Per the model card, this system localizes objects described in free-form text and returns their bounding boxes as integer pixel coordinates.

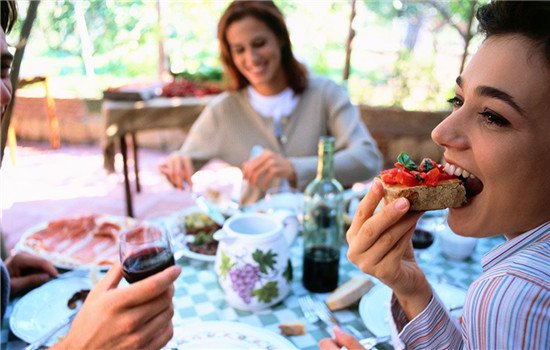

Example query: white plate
[168,207,219,263]
[16,215,136,270]
[243,192,304,215]
[358,281,466,337]
[10,274,93,346]
[168,321,297,349]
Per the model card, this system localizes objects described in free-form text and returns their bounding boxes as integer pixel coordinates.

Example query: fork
[340,335,392,350]
[298,295,320,324]
[299,295,363,339]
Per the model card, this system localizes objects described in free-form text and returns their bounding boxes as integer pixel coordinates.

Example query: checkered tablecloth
[1,230,504,350]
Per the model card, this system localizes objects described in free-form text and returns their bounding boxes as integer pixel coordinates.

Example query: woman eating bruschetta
[321,1,549,349]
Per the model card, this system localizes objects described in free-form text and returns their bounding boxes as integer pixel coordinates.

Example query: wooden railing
[359,106,449,168]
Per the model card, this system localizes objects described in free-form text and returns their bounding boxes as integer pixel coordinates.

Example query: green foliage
[219,250,234,278]
[252,249,277,274]
[251,281,279,303]
[283,260,293,282]
[9,0,483,110]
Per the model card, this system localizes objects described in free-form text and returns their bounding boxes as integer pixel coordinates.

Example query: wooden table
[102,96,215,217]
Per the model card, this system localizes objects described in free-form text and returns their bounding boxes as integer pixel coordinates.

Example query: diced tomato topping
[380,156,457,187]
[396,169,419,186]
[380,168,398,184]
[424,168,440,186]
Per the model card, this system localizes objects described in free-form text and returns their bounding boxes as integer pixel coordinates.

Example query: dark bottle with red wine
[122,246,175,283]
[302,136,344,293]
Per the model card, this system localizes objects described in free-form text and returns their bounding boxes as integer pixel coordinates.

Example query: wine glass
[119,223,175,283]
[412,209,448,264]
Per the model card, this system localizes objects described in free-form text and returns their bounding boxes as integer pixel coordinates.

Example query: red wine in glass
[122,246,175,283]
[412,228,435,249]
[120,223,175,283]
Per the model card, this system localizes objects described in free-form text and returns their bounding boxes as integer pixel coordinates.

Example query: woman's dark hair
[476,1,550,64]
[217,0,308,93]
[1,0,18,33]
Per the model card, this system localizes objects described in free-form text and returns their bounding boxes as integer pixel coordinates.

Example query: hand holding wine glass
[120,223,176,283]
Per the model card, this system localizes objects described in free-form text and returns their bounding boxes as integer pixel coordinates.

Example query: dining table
[1,210,505,350]
[101,95,215,217]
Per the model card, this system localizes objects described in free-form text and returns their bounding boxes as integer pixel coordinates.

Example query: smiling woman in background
[321,1,550,349]
[159,0,382,193]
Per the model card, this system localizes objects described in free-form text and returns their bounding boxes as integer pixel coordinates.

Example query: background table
[1,224,505,350]
[102,96,214,217]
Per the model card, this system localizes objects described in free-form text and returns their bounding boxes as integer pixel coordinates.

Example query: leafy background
[8,0,486,110]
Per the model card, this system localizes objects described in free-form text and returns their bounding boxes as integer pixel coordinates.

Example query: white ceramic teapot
[213,212,299,311]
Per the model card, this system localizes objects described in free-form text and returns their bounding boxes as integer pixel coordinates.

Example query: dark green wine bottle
[302,136,344,293]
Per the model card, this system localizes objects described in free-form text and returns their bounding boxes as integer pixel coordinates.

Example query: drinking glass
[119,223,175,283]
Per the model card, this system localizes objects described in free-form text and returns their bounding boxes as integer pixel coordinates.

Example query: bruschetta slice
[377,153,466,211]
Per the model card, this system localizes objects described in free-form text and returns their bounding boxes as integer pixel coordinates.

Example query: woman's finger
[89,263,123,296]
[318,338,341,350]
[138,303,175,348]
[348,197,411,257]
[347,181,384,239]
[182,156,194,188]
[333,327,365,350]
[111,265,181,307]
[354,217,417,277]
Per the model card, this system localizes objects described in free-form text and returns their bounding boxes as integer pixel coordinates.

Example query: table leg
[131,132,141,193]
[120,134,134,217]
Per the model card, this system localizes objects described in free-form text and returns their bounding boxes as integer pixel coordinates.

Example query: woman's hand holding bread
[346,181,432,320]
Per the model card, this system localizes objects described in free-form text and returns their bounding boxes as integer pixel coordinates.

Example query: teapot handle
[272,210,299,246]
[213,228,241,246]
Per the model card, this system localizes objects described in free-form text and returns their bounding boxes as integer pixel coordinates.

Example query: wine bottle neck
[316,137,335,180]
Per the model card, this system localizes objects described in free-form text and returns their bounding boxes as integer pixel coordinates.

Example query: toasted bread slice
[327,275,374,311]
[279,322,306,336]
[378,177,466,211]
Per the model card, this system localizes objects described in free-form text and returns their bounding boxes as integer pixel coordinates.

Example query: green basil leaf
[397,152,418,171]
[422,159,434,172]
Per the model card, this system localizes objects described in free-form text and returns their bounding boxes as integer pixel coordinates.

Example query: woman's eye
[478,110,511,127]
[231,46,244,54]
[252,39,265,48]
[446,96,463,109]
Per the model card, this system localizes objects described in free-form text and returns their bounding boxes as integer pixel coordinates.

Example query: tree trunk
[459,0,478,73]
[404,15,424,51]
[0,1,40,167]
[73,0,95,77]
[157,0,168,81]
[342,0,357,82]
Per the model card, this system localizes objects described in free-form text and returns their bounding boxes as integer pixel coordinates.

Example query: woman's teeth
[444,163,472,179]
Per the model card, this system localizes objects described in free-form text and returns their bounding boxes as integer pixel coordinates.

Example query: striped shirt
[389,221,550,349]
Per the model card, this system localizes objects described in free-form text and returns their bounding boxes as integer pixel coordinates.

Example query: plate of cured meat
[16,214,137,270]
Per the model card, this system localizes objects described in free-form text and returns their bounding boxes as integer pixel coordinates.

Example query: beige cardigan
[179,77,382,190]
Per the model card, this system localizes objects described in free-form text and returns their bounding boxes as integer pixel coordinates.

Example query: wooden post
[43,77,60,149]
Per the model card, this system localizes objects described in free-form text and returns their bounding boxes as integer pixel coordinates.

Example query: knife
[24,309,79,350]
[182,180,226,226]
